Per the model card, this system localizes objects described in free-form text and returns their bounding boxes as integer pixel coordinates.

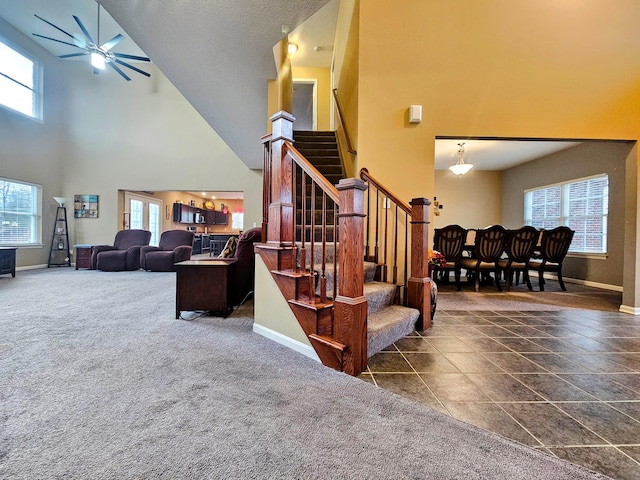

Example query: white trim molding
[253,323,321,362]
[618,305,640,315]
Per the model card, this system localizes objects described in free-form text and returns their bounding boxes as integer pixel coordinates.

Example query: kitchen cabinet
[173,203,225,225]
[173,203,195,224]
[205,210,228,226]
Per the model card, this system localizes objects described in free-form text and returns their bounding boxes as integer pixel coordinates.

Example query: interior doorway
[292,79,317,131]
[123,191,163,246]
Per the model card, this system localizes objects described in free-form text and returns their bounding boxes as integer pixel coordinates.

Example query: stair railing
[332,88,357,156]
[261,111,369,374]
[360,167,432,330]
[285,142,339,303]
[261,133,273,243]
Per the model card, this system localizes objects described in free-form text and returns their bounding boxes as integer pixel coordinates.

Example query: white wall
[0,20,262,267]
[61,61,262,247]
[0,18,67,267]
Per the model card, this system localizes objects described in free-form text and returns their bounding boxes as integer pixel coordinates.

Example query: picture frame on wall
[74,194,99,218]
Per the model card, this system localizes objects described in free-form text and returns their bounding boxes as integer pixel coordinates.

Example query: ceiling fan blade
[114,59,151,77]
[32,33,84,49]
[34,14,75,39]
[112,52,151,62]
[108,62,131,81]
[73,34,88,49]
[101,34,125,52]
[72,15,95,45]
[59,52,89,59]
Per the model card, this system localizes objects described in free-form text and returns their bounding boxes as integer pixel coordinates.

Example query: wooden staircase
[293,130,344,186]
[257,112,432,376]
[293,130,343,242]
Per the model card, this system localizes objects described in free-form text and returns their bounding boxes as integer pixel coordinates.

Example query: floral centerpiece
[428,250,446,267]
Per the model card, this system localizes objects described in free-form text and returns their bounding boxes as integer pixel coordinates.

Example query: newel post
[334,178,368,375]
[266,110,295,248]
[407,197,432,331]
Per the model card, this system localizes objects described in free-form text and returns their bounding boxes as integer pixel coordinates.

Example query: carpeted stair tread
[364,281,396,314]
[368,305,420,357]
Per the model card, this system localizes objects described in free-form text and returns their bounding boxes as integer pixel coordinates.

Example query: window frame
[524,174,609,255]
[0,37,43,121]
[0,176,43,247]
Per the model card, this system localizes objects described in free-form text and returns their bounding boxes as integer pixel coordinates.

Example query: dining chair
[527,226,575,291]
[497,226,539,291]
[432,224,467,291]
[459,225,507,292]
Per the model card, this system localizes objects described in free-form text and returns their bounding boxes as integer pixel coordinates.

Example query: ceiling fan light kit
[32,4,151,81]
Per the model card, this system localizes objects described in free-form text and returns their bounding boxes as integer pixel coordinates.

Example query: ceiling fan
[32,3,151,81]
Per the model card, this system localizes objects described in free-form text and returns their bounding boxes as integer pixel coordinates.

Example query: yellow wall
[357,0,640,198]
[333,0,359,177]
[292,66,332,131]
[356,0,640,309]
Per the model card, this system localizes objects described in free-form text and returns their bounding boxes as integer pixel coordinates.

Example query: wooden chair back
[539,226,575,264]
[504,226,539,263]
[474,225,506,262]
[434,224,467,262]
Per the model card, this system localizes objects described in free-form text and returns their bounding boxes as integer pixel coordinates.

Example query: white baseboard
[16,264,48,271]
[561,276,623,292]
[618,305,640,315]
[253,323,320,362]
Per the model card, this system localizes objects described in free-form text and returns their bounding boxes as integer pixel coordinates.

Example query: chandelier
[449,142,473,177]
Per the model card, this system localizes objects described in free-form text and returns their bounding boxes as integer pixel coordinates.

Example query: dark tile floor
[359,308,640,480]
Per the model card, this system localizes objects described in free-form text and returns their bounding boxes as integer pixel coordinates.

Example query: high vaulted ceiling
[0,0,331,169]
[0,1,589,172]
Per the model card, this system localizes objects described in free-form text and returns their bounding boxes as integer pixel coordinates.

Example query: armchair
[92,229,152,271]
[214,227,262,306]
[141,230,194,272]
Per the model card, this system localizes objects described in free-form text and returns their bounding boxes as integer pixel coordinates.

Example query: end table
[0,247,16,277]
[74,244,95,270]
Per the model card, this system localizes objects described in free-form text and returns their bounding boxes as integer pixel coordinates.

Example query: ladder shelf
[48,206,71,267]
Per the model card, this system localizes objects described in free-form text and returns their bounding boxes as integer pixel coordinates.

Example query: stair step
[294,130,336,138]
[308,334,347,372]
[363,281,397,315]
[294,141,338,149]
[294,148,339,157]
[368,305,419,358]
[303,261,378,298]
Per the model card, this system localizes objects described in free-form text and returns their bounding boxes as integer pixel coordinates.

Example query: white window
[525,174,608,254]
[231,212,244,230]
[0,40,42,119]
[0,177,42,246]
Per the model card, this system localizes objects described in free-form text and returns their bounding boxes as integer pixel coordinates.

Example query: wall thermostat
[408,105,422,124]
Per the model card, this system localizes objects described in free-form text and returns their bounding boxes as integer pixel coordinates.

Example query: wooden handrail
[285,142,340,204]
[359,168,411,214]
[332,88,357,155]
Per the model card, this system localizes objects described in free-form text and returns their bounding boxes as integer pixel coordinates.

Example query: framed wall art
[74,194,99,218]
